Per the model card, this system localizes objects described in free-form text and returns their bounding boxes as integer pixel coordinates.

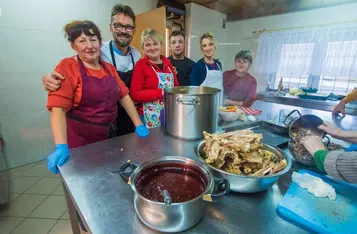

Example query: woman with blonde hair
[130,28,179,128]
[191,33,223,92]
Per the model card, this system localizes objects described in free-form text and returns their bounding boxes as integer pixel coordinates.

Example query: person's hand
[42,71,65,92]
[318,121,344,139]
[301,136,326,156]
[135,125,149,138]
[47,144,69,174]
[333,101,346,117]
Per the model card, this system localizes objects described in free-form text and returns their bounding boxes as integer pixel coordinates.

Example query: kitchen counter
[256,92,357,116]
[59,101,356,234]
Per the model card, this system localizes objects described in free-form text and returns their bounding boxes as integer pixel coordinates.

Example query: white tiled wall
[225,2,357,92]
[0,0,156,168]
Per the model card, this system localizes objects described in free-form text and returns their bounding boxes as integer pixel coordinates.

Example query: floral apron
[143,66,174,129]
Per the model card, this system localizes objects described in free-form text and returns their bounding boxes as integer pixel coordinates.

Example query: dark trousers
[115,104,135,136]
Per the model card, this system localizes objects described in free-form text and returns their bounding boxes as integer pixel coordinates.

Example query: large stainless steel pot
[196,141,292,193]
[164,86,221,140]
[119,156,229,233]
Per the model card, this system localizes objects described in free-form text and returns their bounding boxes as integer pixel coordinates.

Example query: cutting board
[277,170,357,234]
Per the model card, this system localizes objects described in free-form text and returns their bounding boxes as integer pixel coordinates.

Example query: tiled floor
[0,161,72,234]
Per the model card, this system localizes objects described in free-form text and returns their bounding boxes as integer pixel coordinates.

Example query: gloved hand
[47,144,69,174]
[135,125,149,138]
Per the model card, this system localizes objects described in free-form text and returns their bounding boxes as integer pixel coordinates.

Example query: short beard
[114,38,132,48]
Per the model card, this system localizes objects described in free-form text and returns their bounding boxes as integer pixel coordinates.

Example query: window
[274,43,314,89]
[318,40,357,95]
[272,41,357,95]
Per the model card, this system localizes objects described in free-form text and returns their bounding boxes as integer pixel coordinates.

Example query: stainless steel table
[256,92,357,116]
[59,101,356,234]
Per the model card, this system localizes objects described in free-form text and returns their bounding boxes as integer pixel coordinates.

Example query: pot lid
[164,86,221,95]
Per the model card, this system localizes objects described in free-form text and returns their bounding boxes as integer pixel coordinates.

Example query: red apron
[66,56,122,149]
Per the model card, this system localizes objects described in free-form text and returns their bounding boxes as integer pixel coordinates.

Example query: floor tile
[7,164,35,178]
[0,217,24,234]
[43,171,60,178]
[0,194,47,217]
[52,184,64,195]
[25,178,61,195]
[11,218,56,234]
[10,177,41,193]
[29,195,66,219]
[60,210,69,220]
[22,164,49,177]
[49,220,72,234]
[10,193,21,202]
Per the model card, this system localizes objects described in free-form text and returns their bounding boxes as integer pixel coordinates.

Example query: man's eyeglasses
[112,23,135,32]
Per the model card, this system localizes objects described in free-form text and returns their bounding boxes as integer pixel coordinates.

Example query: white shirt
[100,41,141,72]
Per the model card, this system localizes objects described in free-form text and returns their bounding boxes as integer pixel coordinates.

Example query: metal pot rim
[164,86,221,95]
[195,141,292,178]
[128,156,214,205]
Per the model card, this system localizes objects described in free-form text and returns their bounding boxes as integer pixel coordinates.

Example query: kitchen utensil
[297,93,329,100]
[118,156,230,233]
[277,170,357,234]
[164,86,221,140]
[196,141,292,193]
[300,87,318,93]
[219,110,239,122]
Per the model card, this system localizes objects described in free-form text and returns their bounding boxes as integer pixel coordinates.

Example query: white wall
[226,2,357,92]
[0,0,156,168]
[185,3,228,69]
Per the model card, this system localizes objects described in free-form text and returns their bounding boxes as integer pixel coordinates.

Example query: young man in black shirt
[168,31,195,86]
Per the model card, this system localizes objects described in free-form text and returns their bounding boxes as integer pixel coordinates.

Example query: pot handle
[176,97,200,105]
[116,160,138,184]
[323,135,330,147]
[203,179,230,202]
[283,109,301,125]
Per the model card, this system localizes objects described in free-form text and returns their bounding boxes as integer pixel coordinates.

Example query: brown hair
[64,20,102,42]
[169,30,185,40]
[111,4,136,26]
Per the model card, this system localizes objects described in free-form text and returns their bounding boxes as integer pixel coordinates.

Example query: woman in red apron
[130,29,179,128]
[46,21,149,175]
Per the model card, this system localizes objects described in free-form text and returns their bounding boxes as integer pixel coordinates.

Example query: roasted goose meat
[202,130,287,176]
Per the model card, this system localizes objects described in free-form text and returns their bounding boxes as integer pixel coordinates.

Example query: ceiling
[176,0,357,21]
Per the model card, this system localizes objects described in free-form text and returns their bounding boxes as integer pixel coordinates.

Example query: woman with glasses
[223,50,257,107]
[46,20,148,175]
[130,29,179,129]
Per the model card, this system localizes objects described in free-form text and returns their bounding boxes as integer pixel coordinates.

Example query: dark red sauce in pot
[135,163,208,203]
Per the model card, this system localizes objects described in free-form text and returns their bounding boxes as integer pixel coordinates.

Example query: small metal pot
[118,156,229,233]
[196,141,292,193]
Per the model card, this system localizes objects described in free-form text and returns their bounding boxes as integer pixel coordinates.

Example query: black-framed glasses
[112,23,135,32]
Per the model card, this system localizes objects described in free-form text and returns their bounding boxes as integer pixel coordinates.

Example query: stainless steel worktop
[59,101,356,234]
[257,92,357,116]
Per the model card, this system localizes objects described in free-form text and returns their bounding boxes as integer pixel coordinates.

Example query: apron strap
[110,41,136,71]
[76,55,112,77]
[109,41,117,69]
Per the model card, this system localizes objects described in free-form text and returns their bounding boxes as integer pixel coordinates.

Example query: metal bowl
[195,141,292,193]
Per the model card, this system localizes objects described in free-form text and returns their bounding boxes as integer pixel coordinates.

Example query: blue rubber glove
[47,144,69,174]
[346,143,357,152]
[135,125,149,138]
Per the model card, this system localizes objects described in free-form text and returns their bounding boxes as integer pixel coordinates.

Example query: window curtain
[254,22,357,77]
